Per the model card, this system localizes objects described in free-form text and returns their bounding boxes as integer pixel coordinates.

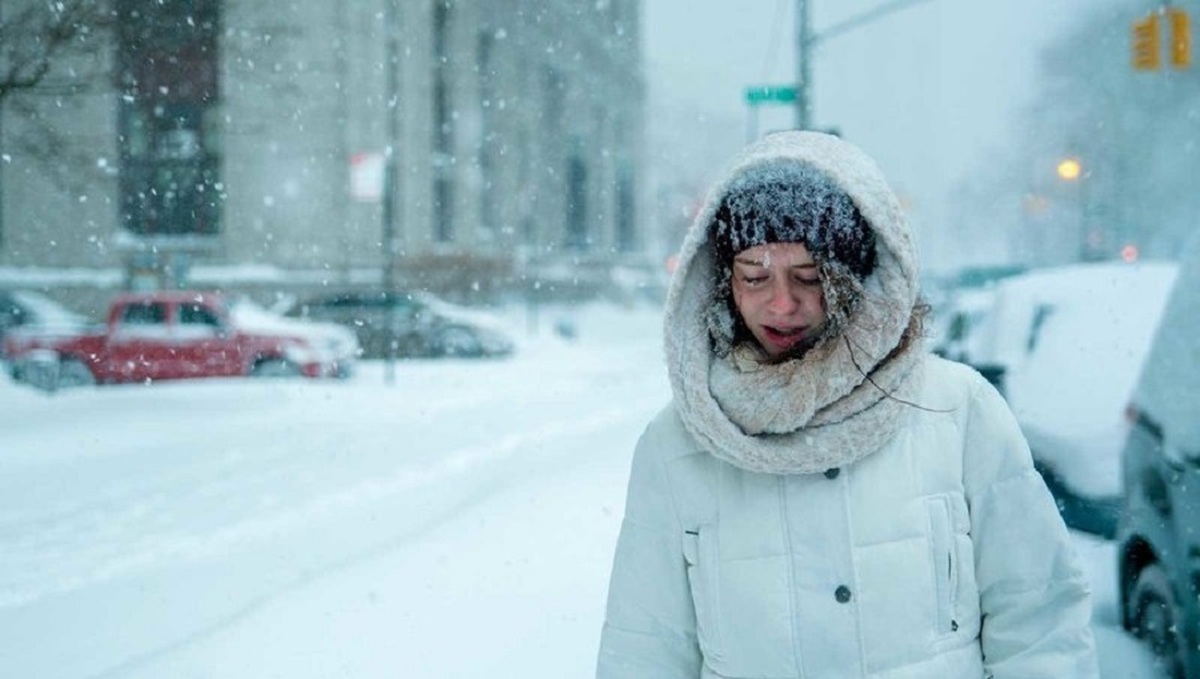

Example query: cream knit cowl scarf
[664,132,926,475]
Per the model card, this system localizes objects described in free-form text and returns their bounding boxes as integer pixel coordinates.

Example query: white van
[1117,232,1200,678]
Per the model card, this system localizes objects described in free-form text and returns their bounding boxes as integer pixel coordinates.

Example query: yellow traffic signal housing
[1169,7,1191,69]
[1133,14,1162,70]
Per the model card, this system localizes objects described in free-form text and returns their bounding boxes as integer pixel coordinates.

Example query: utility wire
[809,0,934,49]
[760,0,789,81]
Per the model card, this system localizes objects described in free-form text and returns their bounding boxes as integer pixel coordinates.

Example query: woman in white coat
[596,131,1098,678]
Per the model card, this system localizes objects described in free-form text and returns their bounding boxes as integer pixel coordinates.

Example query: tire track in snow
[0,392,664,610]
[0,357,626,602]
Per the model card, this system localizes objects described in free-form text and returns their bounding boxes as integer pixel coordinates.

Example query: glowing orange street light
[1057,158,1082,181]
[1056,157,1091,260]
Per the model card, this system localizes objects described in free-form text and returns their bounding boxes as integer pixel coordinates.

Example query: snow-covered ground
[0,302,1162,677]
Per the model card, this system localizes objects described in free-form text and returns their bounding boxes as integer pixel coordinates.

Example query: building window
[433,1,453,156]
[434,176,454,243]
[432,0,454,242]
[616,162,636,252]
[542,67,564,132]
[116,0,222,237]
[477,30,496,234]
[566,155,588,251]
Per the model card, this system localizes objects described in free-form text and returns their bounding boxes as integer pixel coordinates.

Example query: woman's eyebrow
[733,256,816,269]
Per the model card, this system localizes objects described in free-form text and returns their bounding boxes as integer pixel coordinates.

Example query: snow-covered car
[1118,235,1200,677]
[930,265,1027,391]
[3,291,358,390]
[0,289,95,344]
[285,290,515,359]
[980,261,1179,537]
[930,286,1003,387]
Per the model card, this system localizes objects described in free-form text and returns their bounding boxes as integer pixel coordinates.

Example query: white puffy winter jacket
[597,356,1098,678]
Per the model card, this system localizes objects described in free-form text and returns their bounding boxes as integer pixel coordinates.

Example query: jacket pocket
[927,495,959,635]
[682,527,723,658]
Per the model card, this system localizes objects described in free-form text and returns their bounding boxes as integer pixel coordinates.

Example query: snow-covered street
[0,302,1163,677]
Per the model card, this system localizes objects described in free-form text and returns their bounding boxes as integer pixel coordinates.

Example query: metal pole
[0,74,5,253]
[0,0,6,250]
[796,0,812,130]
[793,0,932,132]
[382,0,401,385]
[1077,175,1092,262]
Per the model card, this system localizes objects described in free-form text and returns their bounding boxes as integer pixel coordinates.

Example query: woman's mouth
[761,325,806,349]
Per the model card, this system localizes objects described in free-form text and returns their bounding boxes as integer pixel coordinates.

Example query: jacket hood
[663,131,924,474]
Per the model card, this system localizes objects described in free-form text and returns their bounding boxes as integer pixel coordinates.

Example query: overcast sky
[641,0,1120,272]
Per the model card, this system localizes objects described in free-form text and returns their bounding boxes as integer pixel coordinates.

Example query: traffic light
[1169,7,1191,69]
[1133,14,1162,71]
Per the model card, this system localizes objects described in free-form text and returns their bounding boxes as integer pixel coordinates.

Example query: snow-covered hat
[711,160,878,280]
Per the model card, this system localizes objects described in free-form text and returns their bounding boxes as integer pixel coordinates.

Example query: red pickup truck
[3,290,359,390]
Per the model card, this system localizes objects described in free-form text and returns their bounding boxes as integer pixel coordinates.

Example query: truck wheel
[251,359,301,378]
[1130,564,1186,678]
[57,359,96,388]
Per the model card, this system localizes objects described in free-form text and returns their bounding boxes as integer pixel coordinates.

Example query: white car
[0,290,94,338]
[979,261,1179,536]
[931,286,1001,367]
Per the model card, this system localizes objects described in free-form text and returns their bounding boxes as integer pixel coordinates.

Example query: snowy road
[0,303,1162,677]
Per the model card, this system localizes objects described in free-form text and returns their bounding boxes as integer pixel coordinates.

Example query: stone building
[0,0,646,299]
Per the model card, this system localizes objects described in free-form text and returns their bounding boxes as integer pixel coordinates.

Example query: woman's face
[730,242,828,358]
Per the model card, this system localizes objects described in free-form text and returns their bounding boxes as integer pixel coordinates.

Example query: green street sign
[745,85,798,105]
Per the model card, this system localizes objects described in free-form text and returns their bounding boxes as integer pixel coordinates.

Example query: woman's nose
[767,280,799,314]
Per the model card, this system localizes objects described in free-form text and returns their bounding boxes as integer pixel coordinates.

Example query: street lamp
[1056,157,1082,182]
[1056,156,1093,261]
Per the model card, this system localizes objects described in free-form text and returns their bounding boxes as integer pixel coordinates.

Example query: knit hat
[711,160,877,279]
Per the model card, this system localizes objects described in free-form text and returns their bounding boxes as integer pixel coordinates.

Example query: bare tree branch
[1,1,116,192]
[0,0,115,101]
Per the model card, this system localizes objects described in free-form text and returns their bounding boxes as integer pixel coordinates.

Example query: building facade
[0,0,646,298]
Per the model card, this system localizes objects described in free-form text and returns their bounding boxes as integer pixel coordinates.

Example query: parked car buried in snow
[3,290,358,390]
[1118,234,1200,678]
[930,285,1006,391]
[0,289,95,346]
[969,261,1179,538]
[284,290,515,359]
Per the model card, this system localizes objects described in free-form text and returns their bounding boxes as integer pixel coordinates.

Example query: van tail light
[1126,403,1165,443]
[1125,404,1140,426]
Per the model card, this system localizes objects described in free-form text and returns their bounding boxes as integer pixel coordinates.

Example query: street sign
[745,85,798,105]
